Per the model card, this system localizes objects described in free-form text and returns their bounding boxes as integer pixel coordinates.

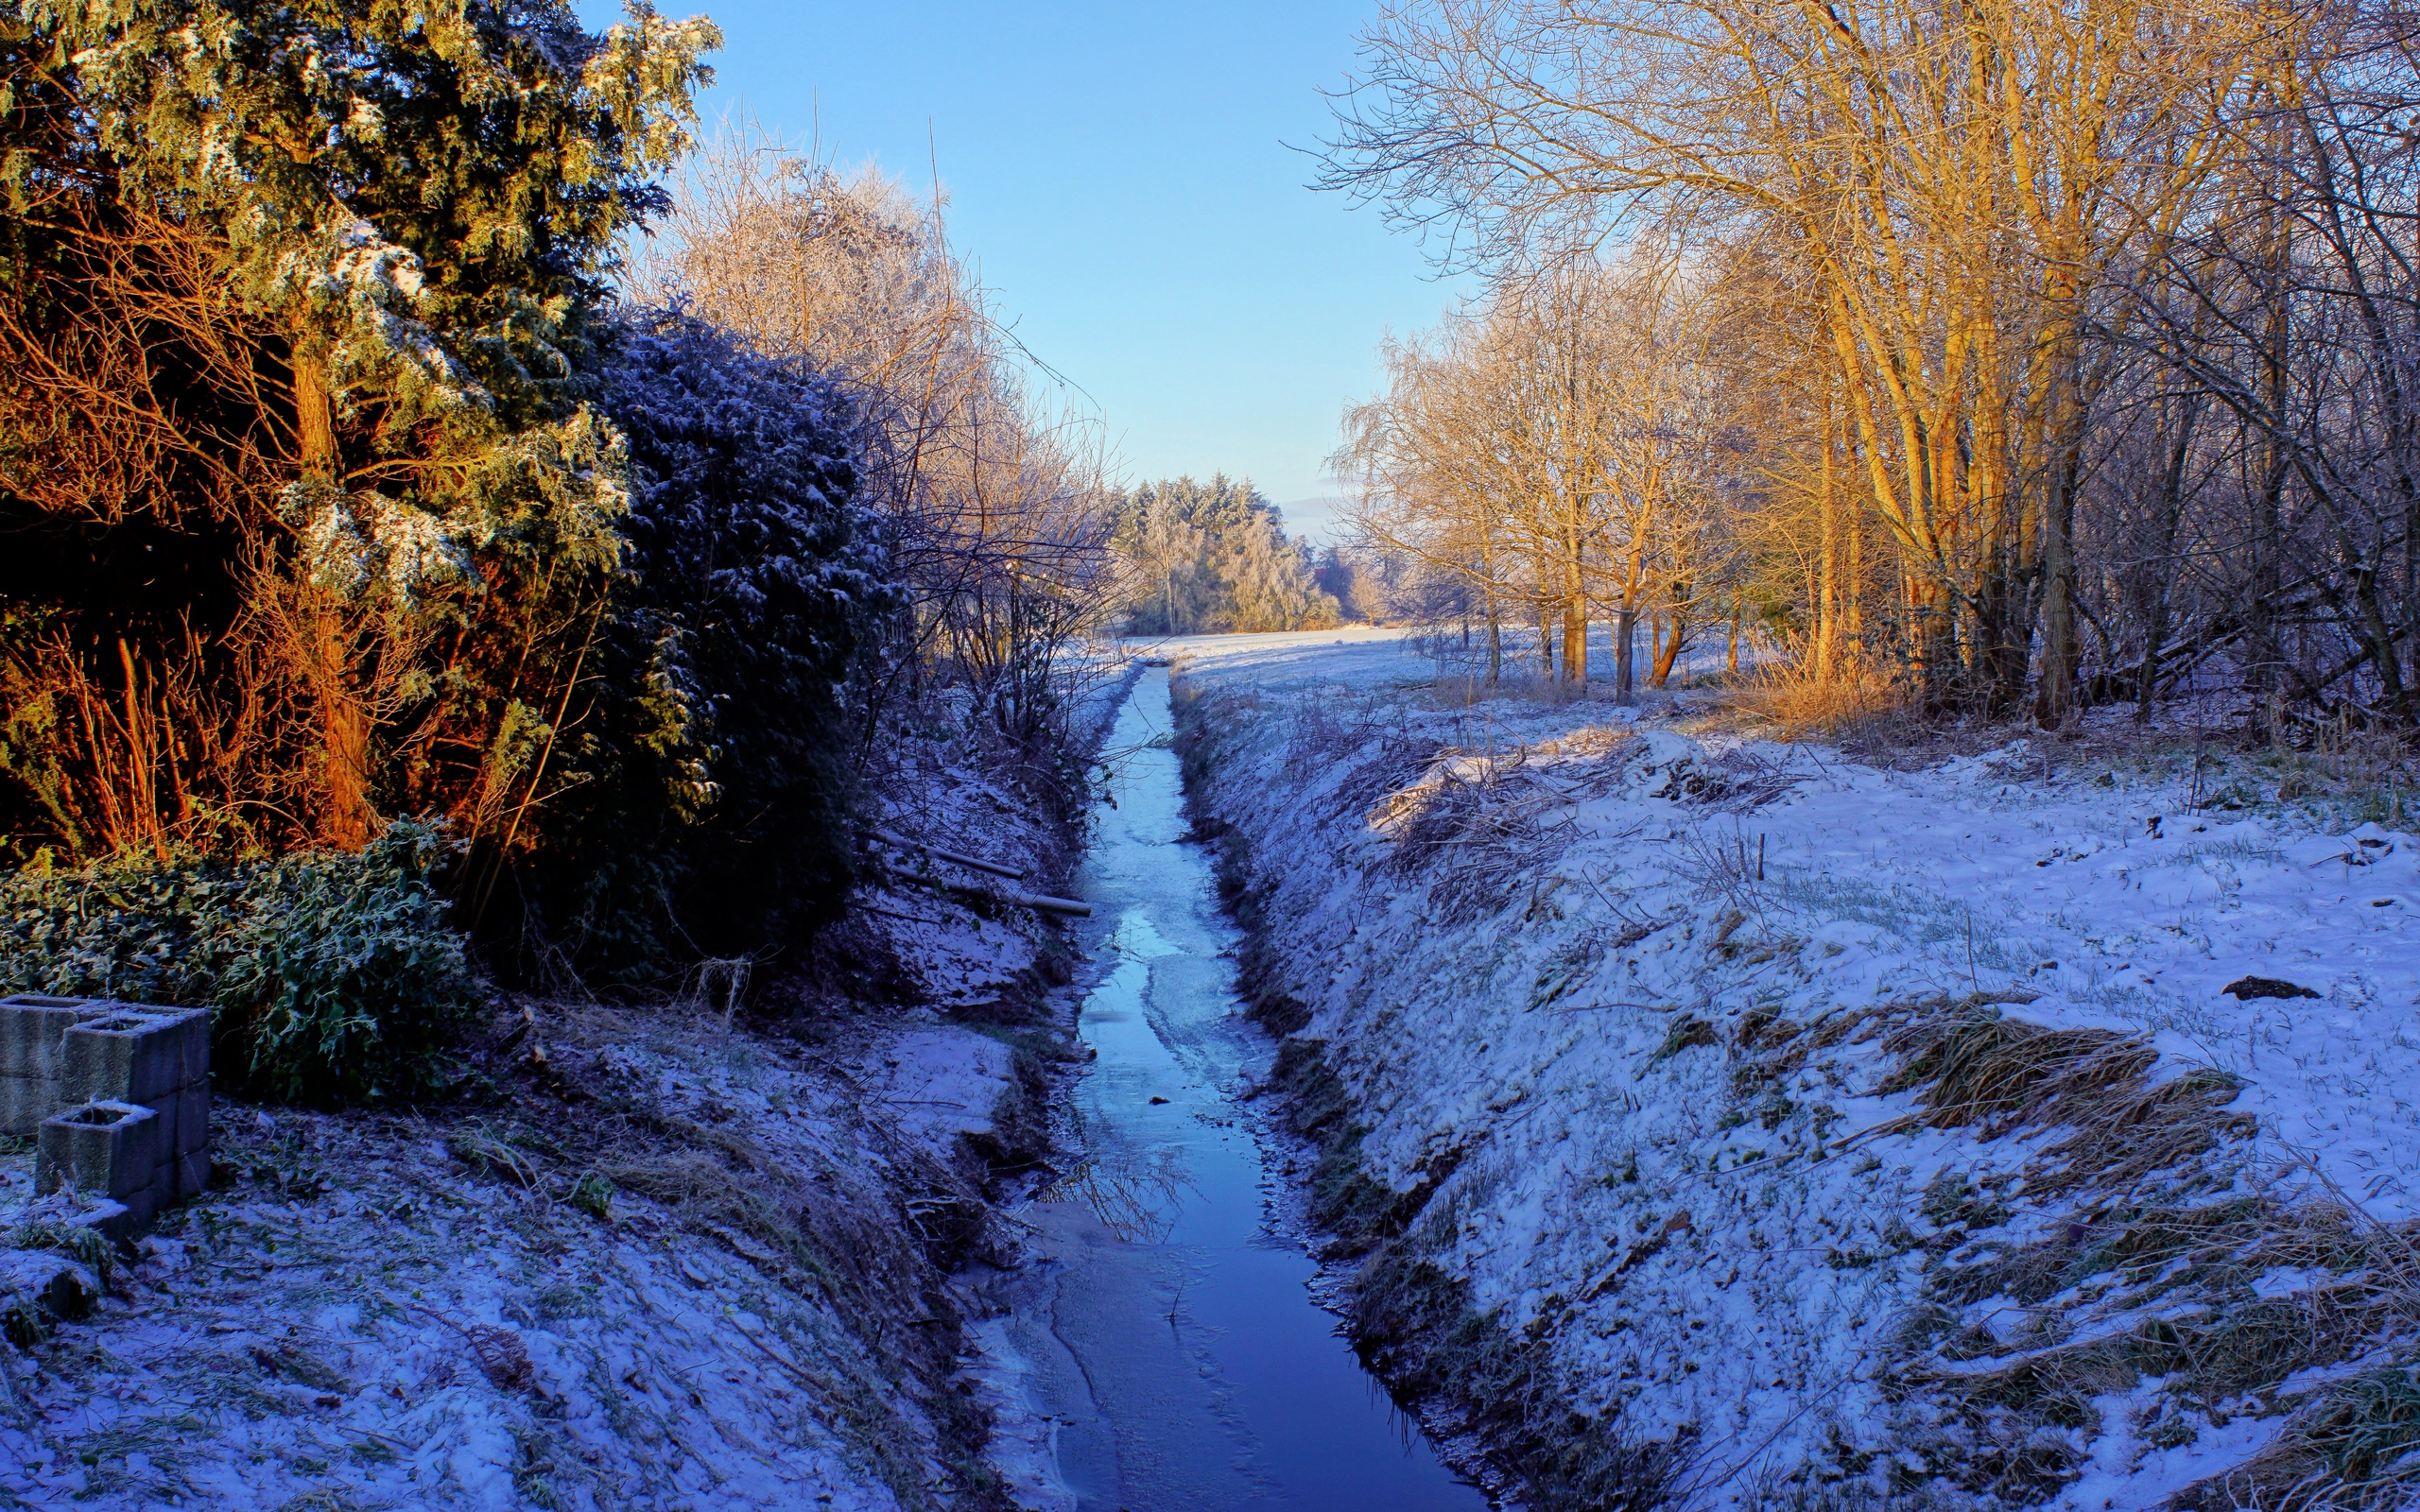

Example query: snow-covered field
[1171,629,2420,1508]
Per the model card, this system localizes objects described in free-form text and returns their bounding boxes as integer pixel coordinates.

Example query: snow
[1170,627,2420,1505]
[0,650,1138,1512]
[0,996,1045,1511]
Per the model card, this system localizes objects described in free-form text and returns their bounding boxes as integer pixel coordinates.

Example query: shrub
[0,820,480,1106]
[493,308,878,984]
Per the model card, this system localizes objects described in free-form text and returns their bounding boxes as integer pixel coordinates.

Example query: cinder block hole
[65,1106,136,1127]
[80,1015,154,1035]
[2,996,87,1009]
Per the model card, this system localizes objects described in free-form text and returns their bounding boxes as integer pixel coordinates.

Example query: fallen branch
[889,870,1092,918]
[871,827,1027,881]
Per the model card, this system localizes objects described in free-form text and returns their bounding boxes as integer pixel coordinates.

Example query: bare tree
[632,128,1125,765]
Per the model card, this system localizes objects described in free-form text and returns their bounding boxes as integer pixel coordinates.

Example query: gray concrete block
[168,1084,210,1158]
[0,995,110,1080]
[147,1089,182,1164]
[60,1008,205,1106]
[37,1100,161,1202]
[169,1146,211,1201]
[142,1084,210,1167]
[0,1248,98,1333]
[0,1073,60,1137]
[108,1004,211,1086]
[67,1194,150,1246]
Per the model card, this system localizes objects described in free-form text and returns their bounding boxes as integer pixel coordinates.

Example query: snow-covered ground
[0,664,1141,1512]
[0,1000,1041,1512]
[1171,629,2420,1508]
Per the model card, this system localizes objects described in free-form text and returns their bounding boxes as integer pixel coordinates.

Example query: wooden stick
[888,871,1092,917]
[870,827,1028,881]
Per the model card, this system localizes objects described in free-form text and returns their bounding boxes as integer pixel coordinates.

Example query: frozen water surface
[994,667,1487,1512]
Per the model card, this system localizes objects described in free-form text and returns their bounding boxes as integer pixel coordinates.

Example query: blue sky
[574,0,1469,540]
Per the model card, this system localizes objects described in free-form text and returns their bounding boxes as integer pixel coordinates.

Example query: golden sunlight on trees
[1322,0,2420,733]
[633,129,1123,757]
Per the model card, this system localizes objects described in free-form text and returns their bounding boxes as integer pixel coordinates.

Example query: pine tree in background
[1113,475,1339,635]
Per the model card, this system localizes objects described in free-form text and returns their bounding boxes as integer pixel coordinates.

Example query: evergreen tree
[1112,475,1338,634]
[0,0,717,867]
[537,309,876,978]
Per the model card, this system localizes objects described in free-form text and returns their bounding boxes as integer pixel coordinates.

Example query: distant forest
[1111,477,1340,636]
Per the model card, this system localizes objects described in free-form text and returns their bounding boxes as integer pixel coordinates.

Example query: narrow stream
[995,669,1488,1511]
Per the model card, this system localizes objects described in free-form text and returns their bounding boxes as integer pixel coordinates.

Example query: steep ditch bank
[1175,687,1651,1511]
[0,670,1145,1512]
[1170,655,2420,1512]
[0,998,1043,1510]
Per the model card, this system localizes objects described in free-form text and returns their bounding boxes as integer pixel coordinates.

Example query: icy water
[997,670,1490,1511]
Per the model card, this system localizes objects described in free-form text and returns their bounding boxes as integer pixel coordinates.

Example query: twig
[1552,1002,1685,1014]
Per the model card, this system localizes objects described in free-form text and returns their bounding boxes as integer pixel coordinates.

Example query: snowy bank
[0,658,1143,1512]
[1172,630,2420,1510]
[0,994,1045,1510]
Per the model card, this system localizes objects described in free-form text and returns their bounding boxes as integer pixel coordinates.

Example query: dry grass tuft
[1867,1002,2257,1208]
[1880,1007,2154,1132]
[1858,1000,2412,1509]
[1370,747,1585,926]
[1732,662,1914,742]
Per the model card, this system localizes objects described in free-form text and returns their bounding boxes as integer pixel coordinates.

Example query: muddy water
[998,670,1487,1511]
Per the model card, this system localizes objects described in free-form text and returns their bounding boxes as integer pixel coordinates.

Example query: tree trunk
[1485,592,1502,687]
[1845,499,1865,659]
[294,344,337,475]
[1614,606,1637,703]
[1651,608,1687,688]
[2246,210,2290,739]
[290,342,375,849]
[2034,332,2085,730]
[1562,554,1588,685]
[1816,384,1840,680]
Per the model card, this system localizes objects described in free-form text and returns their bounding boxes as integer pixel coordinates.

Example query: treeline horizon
[1112,475,1341,637]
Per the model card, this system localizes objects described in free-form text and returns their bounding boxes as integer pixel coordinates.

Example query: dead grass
[440,999,1020,1508]
[1845,997,2420,1507]
[2184,1366,2420,1510]
[1727,663,1917,741]
[1373,747,1586,926]
[1880,1008,2152,1132]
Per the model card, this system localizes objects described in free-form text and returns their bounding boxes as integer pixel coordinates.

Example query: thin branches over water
[633,127,1125,765]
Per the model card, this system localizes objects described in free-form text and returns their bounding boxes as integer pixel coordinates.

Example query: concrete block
[108,1004,211,1087]
[0,1248,98,1335]
[67,1194,150,1246]
[0,1073,60,1137]
[0,995,110,1080]
[60,1008,206,1106]
[37,1100,161,1202]
[141,1088,209,1203]
[168,1083,210,1158]
[147,1089,182,1165]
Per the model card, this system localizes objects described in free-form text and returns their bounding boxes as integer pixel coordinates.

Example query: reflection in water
[1033,1141,1199,1244]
